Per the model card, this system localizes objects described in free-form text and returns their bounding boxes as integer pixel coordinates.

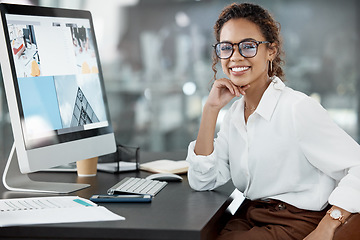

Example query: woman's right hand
[206,78,250,110]
[194,78,249,156]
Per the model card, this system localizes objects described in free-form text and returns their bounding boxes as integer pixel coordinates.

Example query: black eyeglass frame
[213,40,271,59]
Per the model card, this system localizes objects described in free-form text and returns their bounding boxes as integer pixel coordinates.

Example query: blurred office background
[0,0,359,157]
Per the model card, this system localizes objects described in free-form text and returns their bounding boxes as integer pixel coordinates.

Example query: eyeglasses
[213,40,270,59]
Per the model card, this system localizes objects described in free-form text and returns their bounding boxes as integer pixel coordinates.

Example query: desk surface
[0,151,235,240]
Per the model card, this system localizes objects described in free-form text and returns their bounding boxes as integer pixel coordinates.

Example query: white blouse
[186,77,360,212]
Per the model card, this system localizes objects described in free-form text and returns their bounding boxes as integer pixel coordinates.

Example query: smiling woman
[186,2,360,240]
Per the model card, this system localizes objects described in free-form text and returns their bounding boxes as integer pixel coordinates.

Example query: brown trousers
[217,199,329,240]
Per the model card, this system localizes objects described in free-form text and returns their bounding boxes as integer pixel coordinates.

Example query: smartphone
[90,194,152,203]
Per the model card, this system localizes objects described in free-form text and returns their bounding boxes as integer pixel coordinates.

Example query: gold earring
[269,60,273,73]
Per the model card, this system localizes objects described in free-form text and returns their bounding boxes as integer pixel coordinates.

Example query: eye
[219,43,232,51]
[241,42,257,50]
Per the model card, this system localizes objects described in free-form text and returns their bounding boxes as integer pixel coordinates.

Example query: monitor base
[2,143,90,194]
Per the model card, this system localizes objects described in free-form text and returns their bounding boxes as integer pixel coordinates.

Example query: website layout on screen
[5,14,108,143]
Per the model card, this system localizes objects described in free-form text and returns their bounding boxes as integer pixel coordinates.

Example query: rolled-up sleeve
[294,97,360,213]
[186,141,218,191]
[328,166,360,213]
[186,140,231,191]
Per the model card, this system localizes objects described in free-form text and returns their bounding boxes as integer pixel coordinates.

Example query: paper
[0,196,124,227]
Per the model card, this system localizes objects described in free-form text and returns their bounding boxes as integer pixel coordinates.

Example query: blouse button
[277,203,286,210]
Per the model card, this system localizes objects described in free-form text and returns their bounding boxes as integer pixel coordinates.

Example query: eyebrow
[220,38,257,43]
[240,38,257,42]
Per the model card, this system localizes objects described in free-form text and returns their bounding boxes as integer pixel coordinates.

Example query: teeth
[232,67,249,72]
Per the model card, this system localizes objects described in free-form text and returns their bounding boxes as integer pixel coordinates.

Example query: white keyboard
[107,177,167,196]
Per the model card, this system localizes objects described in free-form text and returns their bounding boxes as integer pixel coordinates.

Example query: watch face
[330,209,341,219]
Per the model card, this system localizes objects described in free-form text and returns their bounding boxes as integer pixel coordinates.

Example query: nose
[230,45,245,61]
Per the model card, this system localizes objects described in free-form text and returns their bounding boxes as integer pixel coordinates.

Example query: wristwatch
[327,208,345,224]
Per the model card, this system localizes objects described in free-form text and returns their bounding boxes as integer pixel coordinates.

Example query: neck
[244,76,272,110]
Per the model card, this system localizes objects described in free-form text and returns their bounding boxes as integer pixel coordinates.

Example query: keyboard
[107,177,167,196]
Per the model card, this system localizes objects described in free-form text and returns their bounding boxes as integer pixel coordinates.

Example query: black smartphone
[90,194,152,203]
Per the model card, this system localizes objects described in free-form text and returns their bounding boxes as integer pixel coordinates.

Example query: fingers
[214,78,250,97]
[225,80,240,96]
[239,84,250,95]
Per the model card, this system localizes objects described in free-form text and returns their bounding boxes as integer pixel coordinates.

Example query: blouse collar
[255,76,285,121]
[232,77,285,134]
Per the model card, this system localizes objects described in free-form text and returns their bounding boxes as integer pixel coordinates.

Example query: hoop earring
[269,60,273,73]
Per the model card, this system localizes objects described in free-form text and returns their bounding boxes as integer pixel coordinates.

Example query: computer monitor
[0,3,116,193]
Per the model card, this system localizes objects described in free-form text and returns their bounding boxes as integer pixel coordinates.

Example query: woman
[186,3,360,240]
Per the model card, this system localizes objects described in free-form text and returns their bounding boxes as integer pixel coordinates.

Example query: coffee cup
[76,157,98,177]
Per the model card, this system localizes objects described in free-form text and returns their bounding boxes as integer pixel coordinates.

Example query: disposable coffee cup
[76,157,98,177]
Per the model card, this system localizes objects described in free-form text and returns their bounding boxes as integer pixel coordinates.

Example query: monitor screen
[5,11,110,149]
[0,3,116,185]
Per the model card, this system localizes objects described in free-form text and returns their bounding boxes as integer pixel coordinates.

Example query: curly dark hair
[212,3,285,81]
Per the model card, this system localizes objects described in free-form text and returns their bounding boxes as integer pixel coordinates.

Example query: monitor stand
[2,143,90,194]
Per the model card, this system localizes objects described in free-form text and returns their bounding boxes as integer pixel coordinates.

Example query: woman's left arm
[304,206,352,240]
[293,97,360,239]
